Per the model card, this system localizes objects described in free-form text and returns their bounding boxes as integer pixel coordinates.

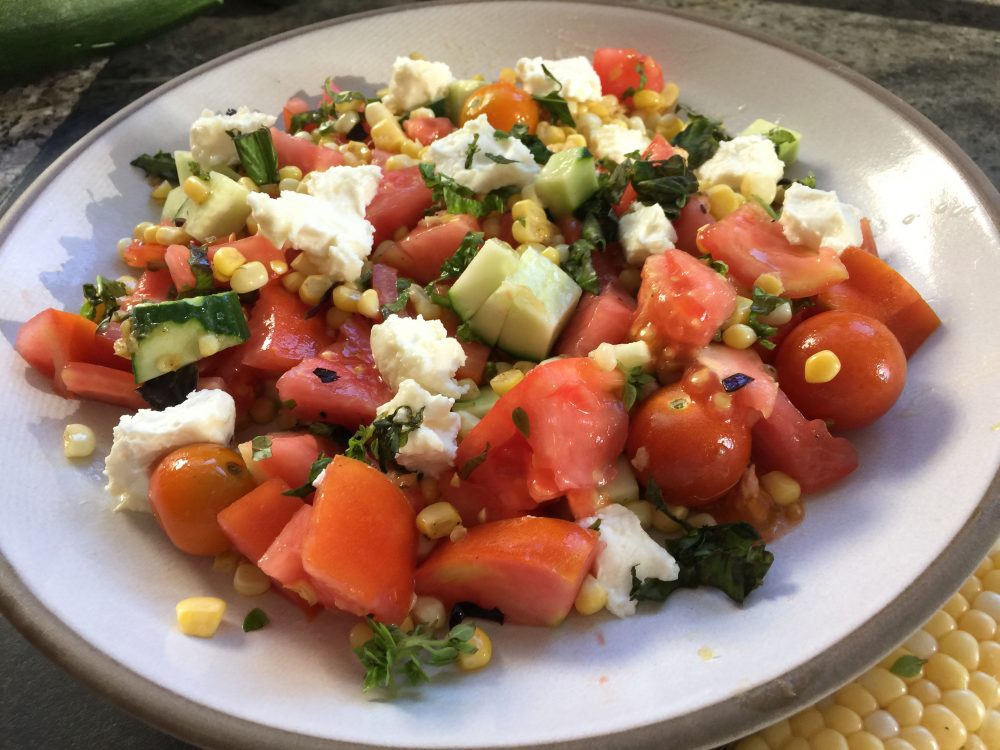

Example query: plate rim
[2,1,1000,748]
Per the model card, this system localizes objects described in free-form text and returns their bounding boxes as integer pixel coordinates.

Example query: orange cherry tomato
[149,443,257,556]
[460,82,540,133]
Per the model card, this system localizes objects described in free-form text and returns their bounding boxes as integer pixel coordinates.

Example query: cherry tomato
[627,383,751,506]
[775,310,907,431]
[460,82,540,133]
[149,443,258,556]
[592,48,666,103]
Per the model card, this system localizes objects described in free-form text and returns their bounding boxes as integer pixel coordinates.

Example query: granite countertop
[1,0,998,747]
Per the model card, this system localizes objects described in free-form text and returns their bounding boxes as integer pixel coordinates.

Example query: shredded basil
[229,127,279,185]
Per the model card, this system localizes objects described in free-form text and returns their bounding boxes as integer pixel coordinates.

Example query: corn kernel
[196,334,221,358]
[941,689,986,732]
[212,246,246,277]
[656,113,685,140]
[411,596,446,630]
[925,652,970,690]
[809,728,849,750]
[823,705,864,735]
[233,562,271,596]
[458,627,492,671]
[887,695,923,727]
[789,707,825,739]
[230,261,269,294]
[278,165,303,181]
[723,323,758,350]
[175,597,226,638]
[632,89,664,111]
[357,288,381,319]
[925,610,958,640]
[249,396,278,425]
[151,180,172,200]
[618,267,642,293]
[970,672,1000,710]
[155,225,190,246]
[740,173,778,204]
[759,470,802,506]
[278,177,300,192]
[541,246,561,264]
[624,500,654,529]
[349,620,374,649]
[371,118,406,152]
[705,184,746,220]
[564,133,587,149]
[212,550,240,573]
[497,66,517,83]
[836,683,878,717]
[416,501,462,539]
[574,575,608,615]
[759,301,793,326]
[490,368,524,396]
[281,270,305,294]
[183,175,211,204]
[804,350,842,384]
[688,512,717,528]
[400,138,424,159]
[449,524,468,543]
[897,725,937,750]
[299,275,334,306]
[63,423,96,458]
[845,731,885,750]
[385,154,418,171]
[725,296,753,328]
[755,272,785,296]
[921,703,967,750]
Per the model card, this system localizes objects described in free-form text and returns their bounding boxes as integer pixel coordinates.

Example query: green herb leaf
[251,435,273,461]
[512,407,530,438]
[464,133,480,169]
[282,454,333,498]
[483,152,518,164]
[494,123,551,165]
[617,154,699,220]
[129,150,178,183]
[423,231,484,298]
[181,245,214,297]
[797,172,817,189]
[458,442,490,479]
[532,64,574,126]
[344,406,425,472]
[889,655,927,679]
[700,253,729,276]
[242,608,269,632]
[229,127,279,185]
[80,275,127,330]
[746,285,789,348]
[562,241,599,294]
[328,88,369,105]
[289,109,328,134]
[187,160,210,181]
[764,126,797,152]
[418,163,510,219]
[621,366,655,410]
[355,617,478,692]
[455,321,483,343]
[752,195,781,221]
[380,277,414,319]
[670,109,729,169]
[621,60,648,100]
[588,518,602,531]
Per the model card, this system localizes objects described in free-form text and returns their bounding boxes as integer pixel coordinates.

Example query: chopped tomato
[631,249,736,356]
[860,218,879,256]
[453,358,627,521]
[555,285,635,357]
[695,344,778,421]
[593,47,665,104]
[460,81,539,133]
[242,282,334,374]
[707,465,794,543]
[122,240,168,270]
[395,214,481,284]
[258,505,318,604]
[302,456,417,625]
[59,363,147,410]
[816,246,940,358]
[367,166,434,247]
[208,235,286,280]
[371,263,401,319]
[164,244,200,294]
[402,116,455,145]
[240,432,339,489]
[673,194,715,255]
[199,341,261,416]
[120,268,173,309]
[282,96,313,132]
[591,243,627,290]
[615,134,675,216]
[697,204,849,298]
[751,389,858,494]
[456,339,489,383]
[277,355,391,429]
[270,127,345,173]
[217,477,301,563]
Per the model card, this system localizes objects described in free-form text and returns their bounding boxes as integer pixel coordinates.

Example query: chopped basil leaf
[282,453,332,497]
[764,126,797,152]
[179,245,213,298]
[289,109,328,133]
[615,153,698,220]
[752,194,781,221]
[448,602,505,628]
[532,64,574,126]
[621,366,655,410]
[588,518,602,531]
[721,373,754,393]
[798,172,817,189]
[483,152,518,164]
[512,407,530,438]
[458,442,490,479]
[251,435,273,461]
[418,163,509,219]
[313,367,339,383]
[700,253,729,276]
[455,321,483,343]
[242,608,269,632]
[464,133,480,169]
[621,60,648,100]
[670,108,729,169]
[746,285,788,348]
[129,150,178,183]
[80,275,127,330]
[889,655,927,678]
[562,241,599,294]
[187,160,210,181]
[355,617,477,692]
[494,123,551,165]
[136,363,200,411]
[344,406,425,472]
[229,127,279,185]
[423,232,484,299]
[380,277,413,319]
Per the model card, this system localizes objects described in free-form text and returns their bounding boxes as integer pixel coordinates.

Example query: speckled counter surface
[1,1,998,748]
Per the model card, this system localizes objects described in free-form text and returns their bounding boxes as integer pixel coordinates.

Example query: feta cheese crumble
[377,379,460,477]
[617,202,677,265]
[588,123,651,164]
[247,165,382,283]
[370,314,467,399]
[578,504,679,617]
[696,134,784,201]
[382,56,454,114]
[104,389,236,513]
[779,182,863,254]
[426,114,540,194]
[515,56,602,102]
[189,106,277,169]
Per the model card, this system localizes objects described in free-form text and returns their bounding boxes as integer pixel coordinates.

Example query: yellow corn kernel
[844,731,883,750]
[632,89,664,111]
[197,334,221,358]
[897,725,937,750]
[133,221,153,240]
[754,272,784,296]
[656,113,685,141]
[941,689,986,732]
[349,620,374,649]
[497,66,517,83]
[269,259,288,277]
[651,503,689,534]
[278,165,303,181]
[804,350,842,384]
[733,737,770,750]
[759,301,793,326]
[233,562,271,596]
[909,678,942,706]
[237,176,258,192]
[385,154,418,171]
[823,705,864,735]
[299,275,334,306]
[970,672,1000,710]
[944,592,971,620]
[925,652,971,691]
[789,707,825,739]
[688,512,716,528]
[513,360,535,375]
[860,667,908,708]
[212,550,240,573]
[490,368,524,396]
[212,246,246,278]
[564,133,587,149]
[449,524,468,543]
[574,575,608,615]
[962,575,984,601]
[281,270,305,294]
[151,180,172,200]
[331,283,361,312]
[809,728,849,750]
[249,396,278,425]
[921,703,967,750]
[155,225,190,246]
[63,423,96,458]
[322,306,349,332]
[862,708,899,739]
[740,173,778,204]
[175,597,226,638]
[941,629,980,671]
[962,608,999,642]
[537,122,566,146]
[981,710,1000,746]
[759,471,802,506]
[246,215,259,234]
[142,223,160,244]
[357,288,381,319]
[411,596,446,630]
[705,184,745,220]
[624,500,654,529]
[416,501,462,539]
[659,82,680,110]
[230,261,269,294]
[371,118,406,152]
[976,592,1000,624]
[458,627,492,671]
[926,610,958,640]
[541,246,561,264]
[278,177,300,193]
[724,296,753,328]
[722,323,758,350]
[400,138,424,159]
[835,683,879,717]
[183,175,211,204]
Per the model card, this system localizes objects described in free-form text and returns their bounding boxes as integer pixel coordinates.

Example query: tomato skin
[164,244,201,294]
[149,443,258,556]
[242,282,334,374]
[60,362,147,410]
[775,311,907,431]
[122,240,168,270]
[555,285,635,357]
[270,127,345,173]
[593,48,665,103]
[673,194,715,255]
[366,166,434,247]
[395,214,481,284]
[460,82,540,133]
[402,116,454,145]
[217,477,301,563]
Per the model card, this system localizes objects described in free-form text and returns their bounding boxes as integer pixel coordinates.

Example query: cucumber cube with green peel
[453,387,500,419]
[161,185,187,223]
[534,146,599,216]
[448,238,521,321]
[174,171,252,243]
[741,118,802,167]
[446,80,486,124]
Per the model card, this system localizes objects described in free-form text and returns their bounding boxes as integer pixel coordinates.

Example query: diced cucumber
[130,291,249,383]
[611,341,653,372]
[448,238,520,321]
[741,118,802,167]
[467,285,515,346]
[454,386,500,419]
[493,248,581,361]
[174,150,196,184]
[600,456,640,503]
[173,171,251,243]
[534,147,599,216]
[161,185,187,222]
[446,79,485,124]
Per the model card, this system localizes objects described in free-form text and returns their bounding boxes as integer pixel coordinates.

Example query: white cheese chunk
[578,504,679,617]
[377,379,460,477]
[382,57,454,114]
[370,314,467,399]
[779,182,863,254]
[426,114,540,194]
[696,134,785,200]
[589,123,651,164]
[515,56,602,102]
[617,202,677,265]
[247,165,381,283]
[189,106,277,169]
[104,389,236,513]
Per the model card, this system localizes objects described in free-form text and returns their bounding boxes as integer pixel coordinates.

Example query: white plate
[2,2,1000,749]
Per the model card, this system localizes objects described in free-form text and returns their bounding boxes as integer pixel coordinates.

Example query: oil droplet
[903,214,917,225]
[698,646,717,661]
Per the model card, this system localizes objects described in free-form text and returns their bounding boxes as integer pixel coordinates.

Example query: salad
[15,47,941,691]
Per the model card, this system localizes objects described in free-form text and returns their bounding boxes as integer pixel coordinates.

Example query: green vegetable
[345,406,425,472]
[80,275,126,330]
[670,108,729,169]
[562,241,599,295]
[453,386,500,419]
[179,245,214,298]
[494,123,551,165]
[447,238,521,323]
[172,171,252,243]
[464,133,480,169]
[242,608,269,633]
[135,363,198,410]
[615,153,698,220]
[283,454,332,498]
[621,366,655,410]
[458,442,490,479]
[418,163,511,219]
[424,231,485,298]
[533,146,599,216]
[621,61,649,100]
[741,118,802,166]
[889,655,927,678]
[380,277,414,319]
[700,253,729,276]
[355,617,477,692]
[229,127,279,186]
[512,407,530,438]
[746,286,790,349]
[129,150,178,183]
[531,64,574,127]
[251,435,273,461]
